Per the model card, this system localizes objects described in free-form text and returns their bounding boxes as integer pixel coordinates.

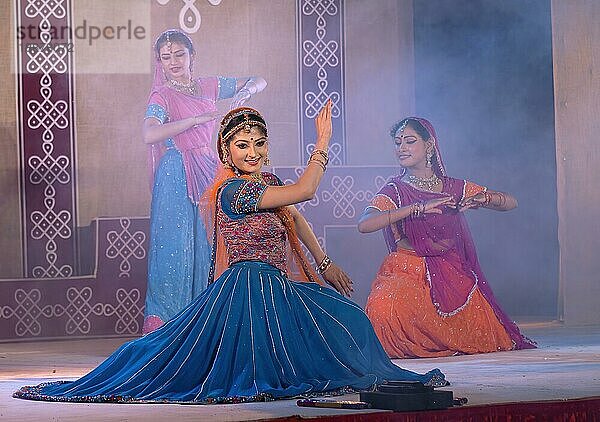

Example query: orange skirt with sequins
[365,248,514,358]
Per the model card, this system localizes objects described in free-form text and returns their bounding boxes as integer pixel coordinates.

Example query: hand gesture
[194,110,221,126]
[454,192,487,212]
[315,99,333,150]
[423,195,455,214]
[322,262,353,297]
[230,88,251,109]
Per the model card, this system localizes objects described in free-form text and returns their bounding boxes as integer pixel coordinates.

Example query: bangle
[483,191,492,206]
[307,157,327,172]
[411,202,424,217]
[497,192,507,207]
[316,255,332,275]
[310,149,329,165]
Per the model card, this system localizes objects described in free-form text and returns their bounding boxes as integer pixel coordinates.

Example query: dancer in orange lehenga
[358,117,535,358]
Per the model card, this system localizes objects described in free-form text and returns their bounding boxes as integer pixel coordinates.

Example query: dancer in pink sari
[358,117,535,358]
[142,29,266,333]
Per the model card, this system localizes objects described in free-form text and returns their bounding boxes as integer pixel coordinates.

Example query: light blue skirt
[144,145,212,328]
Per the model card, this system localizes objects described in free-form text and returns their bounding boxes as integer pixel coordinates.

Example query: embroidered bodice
[217,173,288,273]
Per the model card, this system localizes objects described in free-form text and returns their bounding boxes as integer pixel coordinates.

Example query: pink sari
[148,83,218,204]
[146,64,220,205]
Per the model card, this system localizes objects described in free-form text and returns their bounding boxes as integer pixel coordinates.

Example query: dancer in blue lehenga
[142,29,266,333]
[14,102,446,404]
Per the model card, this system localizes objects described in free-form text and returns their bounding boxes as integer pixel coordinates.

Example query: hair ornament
[166,31,172,51]
[243,114,251,133]
[154,29,195,58]
[219,108,268,143]
[398,119,408,135]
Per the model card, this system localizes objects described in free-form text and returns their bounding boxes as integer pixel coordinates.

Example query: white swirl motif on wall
[301,0,341,121]
[24,0,74,278]
[106,218,147,278]
[156,0,223,33]
[0,287,144,336]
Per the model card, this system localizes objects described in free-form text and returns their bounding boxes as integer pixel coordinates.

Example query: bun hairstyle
[217,107,268,165]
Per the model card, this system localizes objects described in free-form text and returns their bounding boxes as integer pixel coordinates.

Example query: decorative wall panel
[298,0,346,165]
[16,0,77,277]
[0,218,148,341]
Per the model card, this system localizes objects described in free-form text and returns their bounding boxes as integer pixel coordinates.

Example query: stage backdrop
[2,0,594,341]
[412,0,559,321]
[551,0,600,326]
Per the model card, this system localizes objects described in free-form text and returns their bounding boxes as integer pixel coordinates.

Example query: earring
[426,151,433,168]
[264,154,271,166]
[221,149,232,169]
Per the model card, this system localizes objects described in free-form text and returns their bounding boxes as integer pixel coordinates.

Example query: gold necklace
[405,173,441,191]
[249,172,265,184]
[167,78,198,96]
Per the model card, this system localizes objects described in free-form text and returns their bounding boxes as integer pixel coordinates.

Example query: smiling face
[158,41,193,83]
[228,126,269,175]
[393,123,433,170]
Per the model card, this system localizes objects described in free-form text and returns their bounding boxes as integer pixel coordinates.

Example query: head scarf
[151,29,195,90]
[392,117,446,178]
[380,116,535,348]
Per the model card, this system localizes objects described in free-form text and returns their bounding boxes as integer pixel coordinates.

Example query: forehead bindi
[159,42,187,56]
[234,127,266,141]
[395,126,420,140]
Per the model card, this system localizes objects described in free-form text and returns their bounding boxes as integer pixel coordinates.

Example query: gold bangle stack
[483,191,492,206]
[411,202,425,217]
[316,255,332,275]
[308,149,329,172]
[496,192,507,207]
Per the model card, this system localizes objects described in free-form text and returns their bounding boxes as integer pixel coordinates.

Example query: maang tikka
[166,31,172,52]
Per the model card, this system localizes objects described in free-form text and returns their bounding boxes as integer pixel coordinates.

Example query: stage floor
[1,323,599,421]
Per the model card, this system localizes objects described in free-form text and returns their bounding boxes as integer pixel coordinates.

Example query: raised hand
[314,99,333,150]
[229,89,251,109]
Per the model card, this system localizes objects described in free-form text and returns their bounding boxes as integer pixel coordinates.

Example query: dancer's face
[228,126,269,175]
[159,41,193,83]
[393,124,432,169]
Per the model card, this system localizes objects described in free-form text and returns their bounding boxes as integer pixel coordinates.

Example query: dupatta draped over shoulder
[372,118,534,350]
[145,60,237,205]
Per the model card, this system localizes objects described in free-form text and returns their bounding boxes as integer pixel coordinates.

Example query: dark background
[413,0,558,319]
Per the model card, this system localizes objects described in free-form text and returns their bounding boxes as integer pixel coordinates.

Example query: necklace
[167,78,198,96]
[405,173,441,191]
[238,172,265,184]
[249,172,265,184]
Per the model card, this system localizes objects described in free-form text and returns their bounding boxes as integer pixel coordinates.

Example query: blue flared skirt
[144,145,212,326]
[14,261,445,404]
